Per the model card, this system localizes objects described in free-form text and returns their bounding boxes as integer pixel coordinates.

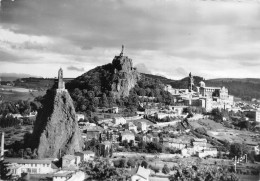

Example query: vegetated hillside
[205,78,260,101]
[144,74,204,90]
[66,57,175,112]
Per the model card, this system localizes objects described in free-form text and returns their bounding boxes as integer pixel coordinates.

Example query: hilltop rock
[32,89,83,158]
[111,55,140,98]
[67,50,140,99]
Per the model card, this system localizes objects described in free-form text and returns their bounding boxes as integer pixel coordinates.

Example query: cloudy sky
[0,0,260,79]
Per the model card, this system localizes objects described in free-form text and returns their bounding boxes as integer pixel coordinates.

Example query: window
[32,168,37,174]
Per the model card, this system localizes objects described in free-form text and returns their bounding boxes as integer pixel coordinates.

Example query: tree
[141,160,148,168]
[212,108,223,123]
[162,164,170,174]
[100,93,108,107]
[127,158,136,168]
[119,158,127,168]
[230,143,248,158]
[84,159,130,180]
[0,159,12,180]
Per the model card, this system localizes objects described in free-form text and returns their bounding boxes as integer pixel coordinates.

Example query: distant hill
[0,73,41,81]
[143,75,260,101]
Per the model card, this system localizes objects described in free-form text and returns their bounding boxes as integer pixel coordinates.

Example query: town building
[76,114,85,122]
[127,122,137,132]
[197,148,218,158]
[113,117,126,125]
[244,110,260,123]
[137,121,147,132]
[162,138,188,149]
[121,131,135,143]
[6,158,56,177]
[131,166,150,181]
[75,151,95,162]
[62,155,80,169]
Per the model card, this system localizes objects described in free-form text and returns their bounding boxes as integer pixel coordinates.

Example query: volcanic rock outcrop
[66,45,140,99]
[111,53,140,98]
[32,69,83,158]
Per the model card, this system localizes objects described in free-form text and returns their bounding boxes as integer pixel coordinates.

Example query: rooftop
[5,158,53,164]
[136,166,150,180]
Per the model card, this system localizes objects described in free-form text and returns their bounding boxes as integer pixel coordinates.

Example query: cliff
[111,55,140,98]
[32,89,83,158]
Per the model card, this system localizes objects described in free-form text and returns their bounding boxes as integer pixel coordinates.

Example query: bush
[150,165,160,173]
[162,164,170,174]
[195,127,207,135]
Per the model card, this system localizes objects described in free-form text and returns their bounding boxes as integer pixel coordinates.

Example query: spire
[57,68,65,91]
[120,45,124,56]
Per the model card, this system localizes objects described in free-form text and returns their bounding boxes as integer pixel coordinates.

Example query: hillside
[65,53,175,112]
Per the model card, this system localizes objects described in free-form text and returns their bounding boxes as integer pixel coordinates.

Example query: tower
[58,68,65,90]
[188,72,194,92]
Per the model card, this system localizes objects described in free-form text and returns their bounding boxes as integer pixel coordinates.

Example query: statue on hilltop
[119,45,124,57]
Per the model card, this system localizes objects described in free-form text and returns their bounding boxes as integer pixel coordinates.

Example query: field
[0,85,46,102]
[189,118,260,144]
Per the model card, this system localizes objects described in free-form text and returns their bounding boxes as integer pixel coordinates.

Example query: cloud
[67,66,85,72]
[135,63,151,74]
[0,0,260,78]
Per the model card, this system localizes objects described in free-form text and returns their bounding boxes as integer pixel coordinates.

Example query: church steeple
[58,68,65,90]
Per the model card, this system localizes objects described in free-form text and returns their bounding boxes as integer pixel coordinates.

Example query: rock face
[32,89,83,158]
[111,55,140,98]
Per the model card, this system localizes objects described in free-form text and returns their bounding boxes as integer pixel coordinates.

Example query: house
[53,171,86,181]
[142,134,159,143]
[155,112,168,119]
[193,142,207,152]
[247,143,260,155]
[53,171,74,181]
[76,114,85,122]
[197,148,218,158]
[137,121,147,132]
[6,158,56,177]
[121,131,135,143]
[112,107,119,113]
[162,138,188,149]
[84,127,103,140]
[113,117,126,125]
[75,151,95,162]
[127,122,137,133]
[62,155,80,168]
[131,166,150,181]
[192,138,207,152]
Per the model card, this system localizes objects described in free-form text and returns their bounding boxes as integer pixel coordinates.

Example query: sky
[0,0,260,80]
